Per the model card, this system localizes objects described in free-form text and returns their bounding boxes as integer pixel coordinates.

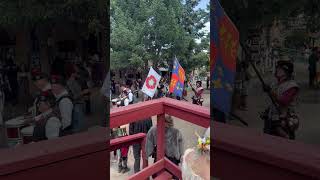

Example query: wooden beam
[163,98,210,128]
[156,114,165,161]
[164,158,182,180]
[110,133,146,152]
[213,122,320,179]
[0,128,107,179]
[128,158,165,180]
[110,99,163,128]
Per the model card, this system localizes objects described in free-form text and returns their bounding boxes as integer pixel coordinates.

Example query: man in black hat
[51,75,74,135]
[262,60,299,139]
[30,69,53,116]
[30,92,62,142]
[32,70,51,93]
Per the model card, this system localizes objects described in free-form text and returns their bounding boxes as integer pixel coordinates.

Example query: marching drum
[21,125,34,144]
[7,139,23,148]
[5,117,26,140]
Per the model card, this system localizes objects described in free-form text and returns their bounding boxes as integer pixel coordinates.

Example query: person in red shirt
[189,81,204,105]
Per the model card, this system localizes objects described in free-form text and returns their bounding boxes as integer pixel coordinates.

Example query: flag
[142,67,161,98]
[169,58,185,97]
[211,0,239,114]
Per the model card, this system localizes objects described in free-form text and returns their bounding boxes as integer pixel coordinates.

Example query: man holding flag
[169,58,185,100]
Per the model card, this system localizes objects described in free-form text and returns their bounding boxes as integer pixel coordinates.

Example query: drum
[7,139,23,148]
[21,125,34,144]
[5,117,26,140]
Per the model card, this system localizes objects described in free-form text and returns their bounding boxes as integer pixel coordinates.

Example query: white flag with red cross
[142,67,161,98]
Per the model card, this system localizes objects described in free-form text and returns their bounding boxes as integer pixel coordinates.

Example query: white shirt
[116,98,129,106]
[21,110,62,140]
[46,116,62,139]
[56,90,73,129]
[128,91,133,103]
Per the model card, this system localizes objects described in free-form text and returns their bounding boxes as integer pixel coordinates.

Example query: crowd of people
[0,52,106,146]
[110,73,209,179]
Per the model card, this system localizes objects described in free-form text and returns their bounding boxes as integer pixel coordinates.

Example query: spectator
[146,115,183,179]
[50,75,73,136]
[66,65,87,132]
[4,59,19,104]
[308,47,318,88]
[129,95,153,173]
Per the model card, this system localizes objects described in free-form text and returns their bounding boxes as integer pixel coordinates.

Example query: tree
[0,0,105,72]
[111,0,209,75]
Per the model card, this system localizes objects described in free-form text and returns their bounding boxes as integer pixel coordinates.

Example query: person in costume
[181,127,210,180]
[262,60,299,139]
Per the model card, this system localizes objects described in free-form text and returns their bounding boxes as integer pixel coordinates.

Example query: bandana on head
[50,75,65,85]
[31,68,47,81]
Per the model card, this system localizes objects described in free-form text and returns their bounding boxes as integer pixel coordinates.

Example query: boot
[121,157,130,173]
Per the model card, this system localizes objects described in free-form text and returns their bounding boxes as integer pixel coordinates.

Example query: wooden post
[156,114,165,161]
[141,136,148,169]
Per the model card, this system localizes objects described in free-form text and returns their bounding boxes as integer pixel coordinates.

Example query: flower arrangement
[195,132,210,154]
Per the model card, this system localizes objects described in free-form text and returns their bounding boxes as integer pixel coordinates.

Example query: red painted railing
[110,98,210,179]
[0,128,108,180]
[213,122,320,180]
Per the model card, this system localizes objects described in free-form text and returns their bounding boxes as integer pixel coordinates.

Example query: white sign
[142,67,161,98]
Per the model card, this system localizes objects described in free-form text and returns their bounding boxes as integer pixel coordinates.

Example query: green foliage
[0,0,102,34]
[111,0,209,74]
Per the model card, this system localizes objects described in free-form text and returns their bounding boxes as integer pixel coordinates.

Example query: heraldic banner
[211,0,239,114]
[142,67,161,98]
[169,58,185,97]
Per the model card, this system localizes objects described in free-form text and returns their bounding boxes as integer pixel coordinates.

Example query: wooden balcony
[110,98,210,179]
[0,97,318,179]
[213,122,320,180]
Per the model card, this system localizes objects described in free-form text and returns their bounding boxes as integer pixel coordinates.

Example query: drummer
[31,68,52,94]
[31,68,52,115]
[117,88,130,107]
[22,92,62,142]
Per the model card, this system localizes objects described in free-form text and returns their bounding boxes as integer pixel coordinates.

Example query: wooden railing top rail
[213,122,320,178]
[110,98,210,128]
[0,128,107,176]
[128,158,182,180]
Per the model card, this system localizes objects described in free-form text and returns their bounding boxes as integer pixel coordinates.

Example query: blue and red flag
[169,58,185,97]
[211,0,239,114]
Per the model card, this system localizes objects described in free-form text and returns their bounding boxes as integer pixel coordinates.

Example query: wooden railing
[0,128,108,180]
[212,122,320,180]
[1,97,319,180]
[110,98,210,179]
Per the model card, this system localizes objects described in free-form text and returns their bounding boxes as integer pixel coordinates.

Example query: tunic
[146,126,183,161]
